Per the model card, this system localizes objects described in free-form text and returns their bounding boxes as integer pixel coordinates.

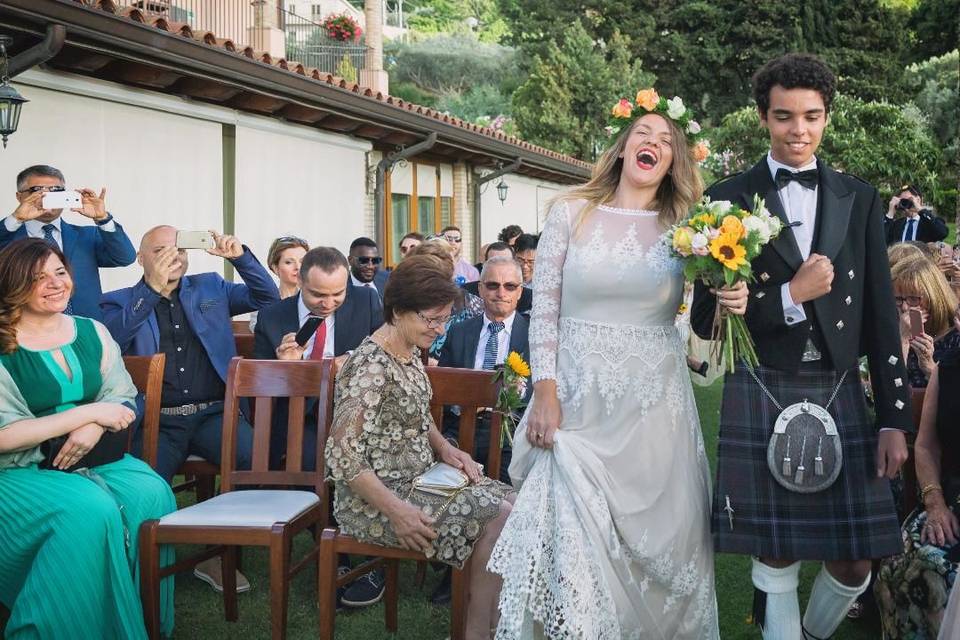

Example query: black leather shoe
[429,567,452,606]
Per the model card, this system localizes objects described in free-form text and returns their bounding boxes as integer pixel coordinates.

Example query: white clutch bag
[412,462,477,497]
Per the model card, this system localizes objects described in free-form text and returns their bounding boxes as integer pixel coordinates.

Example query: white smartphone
[41,190,82,210]
[176,230,215,250]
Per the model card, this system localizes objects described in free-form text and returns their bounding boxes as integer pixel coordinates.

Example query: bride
[489,90,747,639]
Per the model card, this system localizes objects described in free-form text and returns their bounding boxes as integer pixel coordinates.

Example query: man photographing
[885,185,948,245]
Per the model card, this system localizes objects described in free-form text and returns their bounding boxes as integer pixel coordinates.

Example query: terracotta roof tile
[78,0,591,170]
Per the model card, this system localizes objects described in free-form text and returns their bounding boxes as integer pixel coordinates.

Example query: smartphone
[909,308,924,338]
[175,230,214,250]
[295,316,324,347]
[41,190,82,210]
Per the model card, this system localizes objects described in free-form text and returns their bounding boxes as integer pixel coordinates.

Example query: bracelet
[920,483,943,501]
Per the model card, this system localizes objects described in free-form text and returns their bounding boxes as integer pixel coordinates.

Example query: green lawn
[170,380,880,639]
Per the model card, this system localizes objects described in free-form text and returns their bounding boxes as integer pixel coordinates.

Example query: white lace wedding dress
[489,199,719,639]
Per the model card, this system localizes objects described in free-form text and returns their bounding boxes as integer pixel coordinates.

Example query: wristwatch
[94,213,114,226]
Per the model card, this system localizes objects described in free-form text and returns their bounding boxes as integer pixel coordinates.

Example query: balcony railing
[109,1,367,76]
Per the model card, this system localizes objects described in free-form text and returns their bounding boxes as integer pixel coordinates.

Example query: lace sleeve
[324,352,387,483]
[529,200,572,383]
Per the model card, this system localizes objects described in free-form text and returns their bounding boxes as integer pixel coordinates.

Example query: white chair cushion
[160,490,320,528]
[185,454,208,462]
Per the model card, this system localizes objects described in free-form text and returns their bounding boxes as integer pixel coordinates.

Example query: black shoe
[429,567,452,606]
[340,569,385,608]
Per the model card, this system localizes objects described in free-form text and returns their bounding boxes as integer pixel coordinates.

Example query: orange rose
[720,214,746,239]
[693,141,710,162]
[611,98,633,119]
[635,88,660,111]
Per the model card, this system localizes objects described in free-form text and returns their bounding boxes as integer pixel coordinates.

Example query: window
[312,5,323,17]
[391,194,411,249]
[417,197,436,236]
[440,197,452,229]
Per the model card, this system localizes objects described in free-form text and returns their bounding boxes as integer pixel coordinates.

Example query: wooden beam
[106,61,182,89]
[171,77,243,102]
[225,92,287,114]
[352,124,390,139]
[48,50,115,73]
[277,104,330,124]
[318,115,362,132]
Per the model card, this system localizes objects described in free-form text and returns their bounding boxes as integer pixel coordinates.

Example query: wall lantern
[0,36,28,149]
[496,177,509,205]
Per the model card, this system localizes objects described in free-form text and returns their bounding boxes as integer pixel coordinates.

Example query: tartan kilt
[712,362,902,560]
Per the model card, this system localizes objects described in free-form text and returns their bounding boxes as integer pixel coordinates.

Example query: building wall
[478,172,564,243]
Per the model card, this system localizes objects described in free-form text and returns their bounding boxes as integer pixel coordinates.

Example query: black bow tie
[775,167,819,190]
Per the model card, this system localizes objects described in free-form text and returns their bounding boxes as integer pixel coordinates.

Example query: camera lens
[898,198,914,209]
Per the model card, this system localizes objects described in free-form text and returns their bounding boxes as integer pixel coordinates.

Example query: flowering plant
[665,195,783,372]
[605,87,711,162]
[494,351,530,447]
[322,13,363,42]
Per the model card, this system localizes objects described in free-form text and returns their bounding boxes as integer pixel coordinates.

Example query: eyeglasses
[894,295,923,306]
[516,257,535,267]
[481,281,521,292]
[275,235,307,245]
[18,185,65,194]
[416,311,451,329]
[443,235,462,244]
[355,256,383,265]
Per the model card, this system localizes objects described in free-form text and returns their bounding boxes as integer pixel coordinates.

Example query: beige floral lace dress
[325,337,514,568]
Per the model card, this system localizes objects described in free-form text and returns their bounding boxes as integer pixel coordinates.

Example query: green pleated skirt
[0,454,176,639]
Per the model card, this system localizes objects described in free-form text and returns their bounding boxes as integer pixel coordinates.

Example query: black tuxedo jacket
[462,281,533,315]
[885,213,949,245]
[253,285,383,360]
[691,159,912,431]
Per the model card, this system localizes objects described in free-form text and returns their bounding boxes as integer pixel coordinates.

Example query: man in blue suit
[2,165,135,320]
[348,236,389,300]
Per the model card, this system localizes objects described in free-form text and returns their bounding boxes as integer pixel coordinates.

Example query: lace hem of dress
[596,204,659,216]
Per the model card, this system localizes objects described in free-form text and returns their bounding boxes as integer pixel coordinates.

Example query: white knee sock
[751,558,802,640]
[801,565,870,639]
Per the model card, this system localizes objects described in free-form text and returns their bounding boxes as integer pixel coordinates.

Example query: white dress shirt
[350,273,378,291]
[297,294,335,358]
[900,214,920,242]
[767,153,818,325]
[473,312,516,370]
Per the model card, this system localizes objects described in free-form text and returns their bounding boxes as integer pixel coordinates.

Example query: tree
[384,35,518,96]
[511,21,655,159]
[908,0,960,62]
[705,94,946,209]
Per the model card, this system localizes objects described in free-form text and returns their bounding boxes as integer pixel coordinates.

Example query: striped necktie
[42,224,73,315]
[482,321,505,370]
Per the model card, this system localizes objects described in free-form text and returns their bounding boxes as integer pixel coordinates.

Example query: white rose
[691,232,709,256]
[687,120,701,134]
[666,96,686,119]
[765,214,783,237]
[708,199,733,215]
[742,215,771,243]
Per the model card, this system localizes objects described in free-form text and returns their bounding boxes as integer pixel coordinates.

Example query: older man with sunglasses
[348,236,389,300]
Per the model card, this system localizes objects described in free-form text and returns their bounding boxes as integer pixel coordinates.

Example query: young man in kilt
[692,53,913,639]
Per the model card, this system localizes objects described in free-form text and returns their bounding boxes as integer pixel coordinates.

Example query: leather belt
[159,401,219,416]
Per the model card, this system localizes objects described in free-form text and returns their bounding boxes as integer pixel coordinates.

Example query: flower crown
[605,88,710,162]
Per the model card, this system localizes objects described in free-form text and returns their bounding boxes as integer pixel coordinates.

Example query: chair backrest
[220,357,335,496]
[426,366,504,481]
[234,332,255,359]
[232,319,253,335]
[122,353,165,460]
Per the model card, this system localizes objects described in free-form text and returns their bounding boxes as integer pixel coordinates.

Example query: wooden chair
[139,357,335,640]
[318,366,503,640]
[122,354,165,453]
[235,331,256,359]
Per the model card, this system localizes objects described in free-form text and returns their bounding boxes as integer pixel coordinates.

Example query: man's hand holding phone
[144,246,180,298]
[73,187,109,221]
[12,190,45,222]
[206,230,244,259]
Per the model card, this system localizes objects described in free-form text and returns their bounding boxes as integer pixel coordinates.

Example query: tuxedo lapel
[744,160,804,271]
[813,164,854,261]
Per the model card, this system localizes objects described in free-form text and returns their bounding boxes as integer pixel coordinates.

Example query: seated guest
[498,224,523,248]
[0,239,176,639]
[440,254,530,482]
[249,235,309,331]
[325,254,515,638]
[891,255,960,388]
[876,353,960,639]
[348,237,388,300]
[102,226,278,593]
[408,240,483,360]
[885,185,949,245]
[1,164,136,320]
[441,225,479,284]
[398,232,423,261]
[464,242,532,315]
[253,246,383,470]
[514,233,539,288]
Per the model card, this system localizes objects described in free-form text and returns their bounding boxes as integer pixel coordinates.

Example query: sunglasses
[481,281,521,292]
[894,295,923,306]
[275,235,307,245]
[19,185,65,194]
[443,235,463,244]
[355,256,383,265]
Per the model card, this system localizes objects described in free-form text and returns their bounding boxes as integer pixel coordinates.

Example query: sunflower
[709,232,748,271]
[506,351,531,378]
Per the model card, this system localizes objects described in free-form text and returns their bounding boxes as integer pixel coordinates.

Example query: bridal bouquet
[494,352,530,447]
[666,195,783,372]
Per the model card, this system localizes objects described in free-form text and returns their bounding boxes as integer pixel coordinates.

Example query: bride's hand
[526,382,562,449]
[713,281,748,316]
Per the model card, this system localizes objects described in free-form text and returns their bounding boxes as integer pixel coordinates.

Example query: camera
[897,197,915,210]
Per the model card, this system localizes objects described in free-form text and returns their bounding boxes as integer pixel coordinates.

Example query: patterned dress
[325,337,513,568]
[0,316,176,639]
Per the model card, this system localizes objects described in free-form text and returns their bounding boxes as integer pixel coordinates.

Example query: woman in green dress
[0,238,176,639]
[326,254,515,640]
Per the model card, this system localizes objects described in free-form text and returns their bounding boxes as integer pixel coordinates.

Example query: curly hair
[0,238,71,354]
[752,53,837,116]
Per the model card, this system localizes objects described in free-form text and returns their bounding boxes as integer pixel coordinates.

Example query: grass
[170,380,880,639]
